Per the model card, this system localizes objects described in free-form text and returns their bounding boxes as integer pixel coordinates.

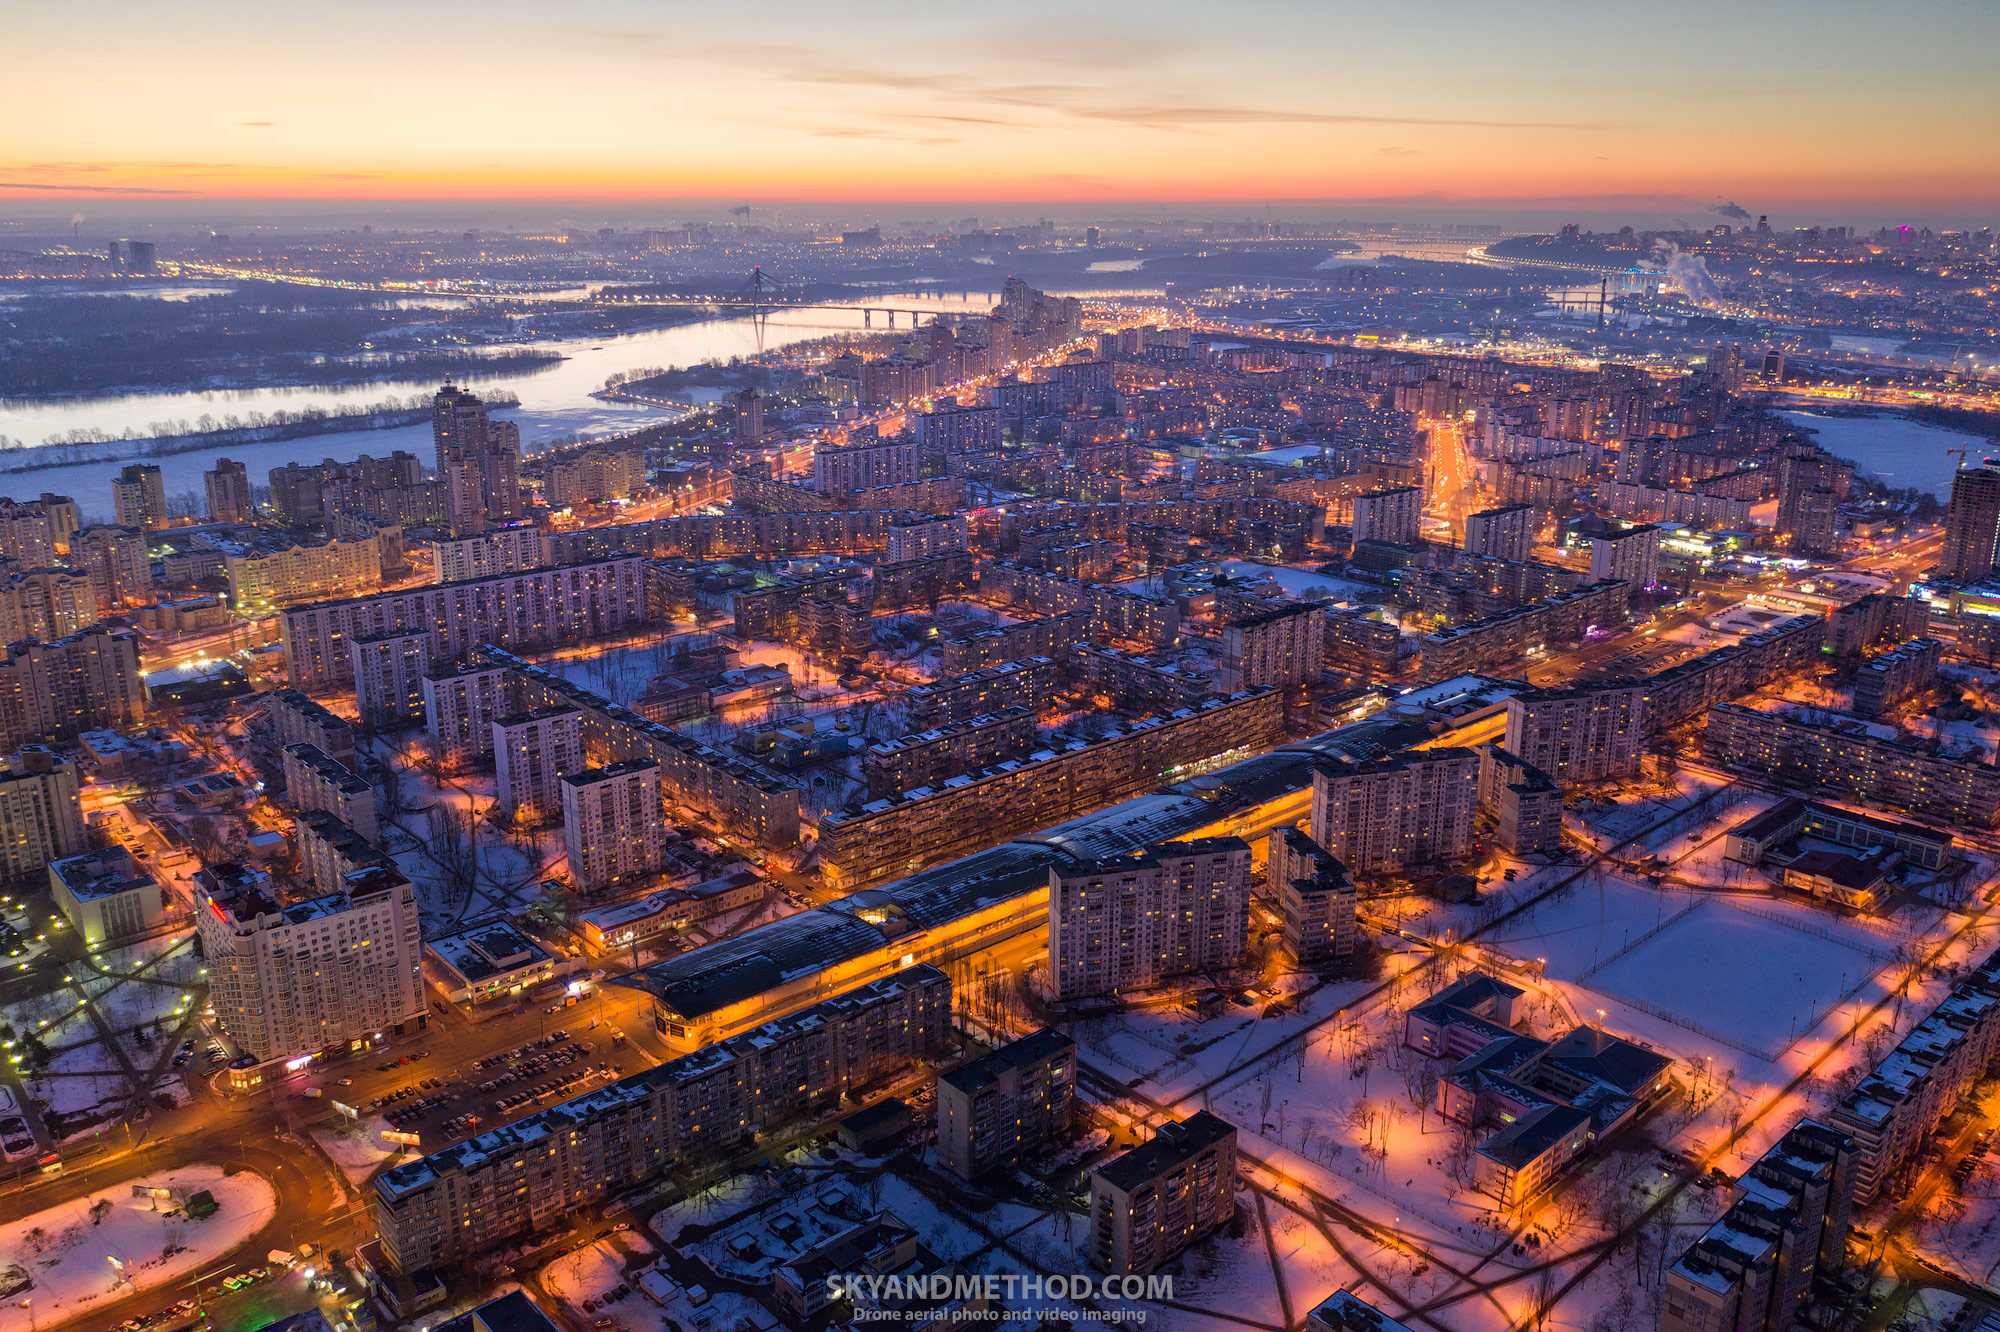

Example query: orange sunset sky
[7,0,1999,222]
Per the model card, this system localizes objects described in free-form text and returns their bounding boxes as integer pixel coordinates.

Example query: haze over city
[7,0,2000,223]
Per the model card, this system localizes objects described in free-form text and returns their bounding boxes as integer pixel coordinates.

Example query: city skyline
[7,0,2000,223]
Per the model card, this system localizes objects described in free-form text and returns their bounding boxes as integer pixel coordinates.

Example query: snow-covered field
[1584,900,1884,1059]
[0,1165,275,1332]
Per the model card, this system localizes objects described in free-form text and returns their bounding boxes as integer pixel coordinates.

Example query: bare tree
[425,802,478,905]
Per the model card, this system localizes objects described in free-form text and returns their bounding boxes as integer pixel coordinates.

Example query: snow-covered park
[0,1165,274,1332]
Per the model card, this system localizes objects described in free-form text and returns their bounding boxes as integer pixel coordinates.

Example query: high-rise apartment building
[432,523,544,584]
[71,525,151,611]
[561,760,667,890]
[1775,444,1851,559]
[0,747,85,881]
[1462,504,1535,563]
[1311,748,1479,876]
[0,499,57,567]
[493,706,585,825]
[431,384,522,536]
[1662,1120,1856,1332]
[1587,523,1661,591]
[204,458,254,524]
[938,1028,1076,1180]
[885,514,969,563]
[1350,486,1421,547]
[0,567,95,646]
[1047,837,1251,1001]
[111,463,167,531]
[1218,601,1327,693]
[1941,465,2000,583]
[422,659,512,765]
[1267,826,1356,960]
[0,626,144,749]
[731,388,765,443]
[1088,1112,1238,1276]
[1503,682,1647,784]
[351,631,432,729]
[1477,746,1564,855]
[197,863,425,1069]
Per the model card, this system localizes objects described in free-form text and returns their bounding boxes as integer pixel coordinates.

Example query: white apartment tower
[561,760,667,890]
[1503,683,1648,785]
[1588,523,1662,591]
[1463,504,1535,563]
[493,706,585,825]
[1311,748,1480,876]
[1350,486,1421,547]
[1047,837,1251,1001]
[197,864,426,1067]
[0,747,85,881]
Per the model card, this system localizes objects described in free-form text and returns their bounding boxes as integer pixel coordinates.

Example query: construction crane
[1949,446,1969,471]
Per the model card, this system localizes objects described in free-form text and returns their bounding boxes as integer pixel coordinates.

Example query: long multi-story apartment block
[1083,645,1217,711]
[197,863,425,1071]
[938,1028,1076,1181]
[1827,947,2000,1204]
[209,529,384,613]
[295,808,393,895]
[0,626,144,749]
[1852,636,1943,718]
[489,650,800,848]
[1828,593,1931,659]
[821,688,1283,891]
[372,967,950,1275]
[264,688,356,761]
[561,760,666,891]
[0,747,85,882]
[981,561,1181,647]
[1267,826,1356,960]
[862,706,1038,799]
[1662,1120,1856,1332]
[905,657,1061,727]
[279,555,648,690]
[1503,681,1647,784]
[1088,1112,1238,1276]
[1641,614,1824,730]
[1219,601,1327,694]
[282,743,380,845]
[1703,702,2000,828]
[1311,747,1480,876]
[1416,580,1628,683]
[1047,837,1251,1001]
[432,523,545,584]
[812,438,922,495]
[494,706,585,825]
